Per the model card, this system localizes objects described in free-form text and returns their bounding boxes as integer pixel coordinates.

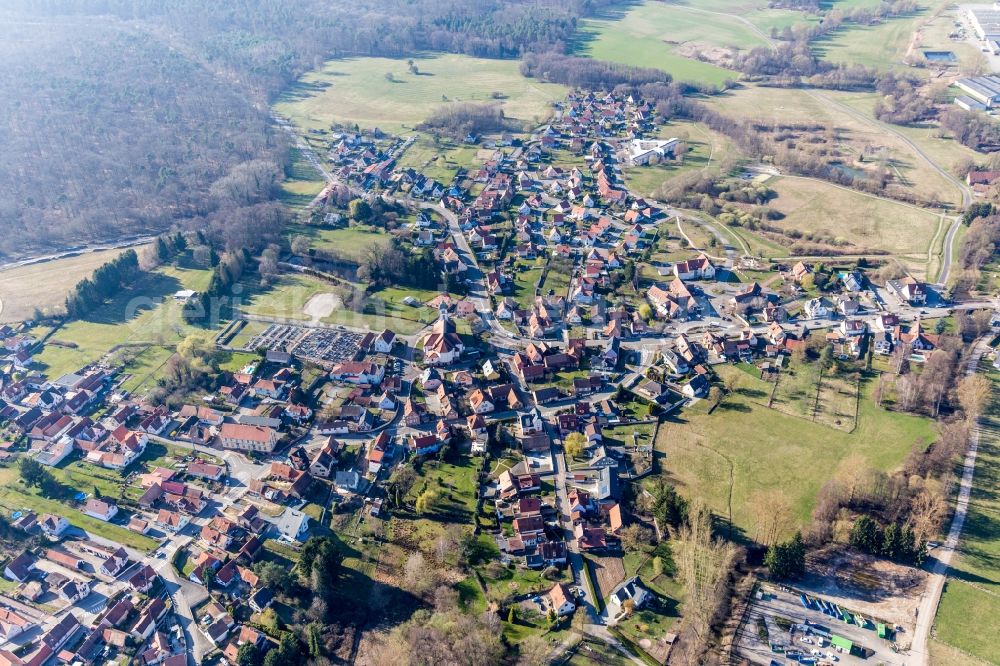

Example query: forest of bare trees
[520,52,677,89]
[0,0,616,256]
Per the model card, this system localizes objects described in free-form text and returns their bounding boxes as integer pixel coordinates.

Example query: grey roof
[958,76,1000,101]
[273,509,310,540]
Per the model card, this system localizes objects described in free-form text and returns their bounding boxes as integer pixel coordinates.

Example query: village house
[547,583,577,616]
[83,498,118,522]
[218,423,279,453]
[673,254,716,280]
[887,276,928,305]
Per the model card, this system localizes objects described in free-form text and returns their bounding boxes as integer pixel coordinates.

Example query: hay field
[275,54,566,133]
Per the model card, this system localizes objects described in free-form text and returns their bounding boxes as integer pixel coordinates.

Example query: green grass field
[574,1,747,86]
[275,54,566,133]
[239,270,445,335]
[812,5,926,70]
[303,225,392,263]
[830,90,984,186]
[934,579,1000,664]
[932,363,1000,661]
[239,273,324,322]
[396,134,482,184]
[0,467,158,551]
[117,345,176,395]
[512,261,544,308]
[279,147,326,210]
[35,262,214,378]
[656,365,935,537]
[0,247,145,323]
[767,176,942,255]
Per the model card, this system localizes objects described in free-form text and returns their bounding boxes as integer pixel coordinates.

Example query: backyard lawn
[0,467,158,551]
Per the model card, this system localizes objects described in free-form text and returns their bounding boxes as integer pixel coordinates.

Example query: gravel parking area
[737,583,909,666]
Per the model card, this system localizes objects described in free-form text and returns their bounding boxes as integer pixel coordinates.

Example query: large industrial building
[968,6,1000,42]
[955,75,1000,109]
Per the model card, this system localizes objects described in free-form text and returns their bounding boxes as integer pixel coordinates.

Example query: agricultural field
[574,1,748,86]
[274,54,566,134]
[766,176,943,255]
[0,247,143,323]
[656,365,936,536]
[645,0,817,35]
[932,362,1000,661]
[34,262,214,378]
[811,5,927,71]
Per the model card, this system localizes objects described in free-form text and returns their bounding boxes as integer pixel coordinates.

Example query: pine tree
[850,515,882,554]
[155,236,170,262]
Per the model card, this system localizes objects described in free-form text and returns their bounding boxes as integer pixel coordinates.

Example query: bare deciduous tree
[748,489,794,547]
[957,374,991,422]
[671,501,737,660]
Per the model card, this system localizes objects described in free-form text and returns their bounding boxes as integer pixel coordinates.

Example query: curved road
[685,2,972,287]
[802,90,971,286]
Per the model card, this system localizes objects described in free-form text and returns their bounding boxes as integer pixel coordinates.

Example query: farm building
[968,7,1000,43]
[955,75,1000,109]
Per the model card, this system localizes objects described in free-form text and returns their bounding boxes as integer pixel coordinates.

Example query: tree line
[417,103,519,140]
[63,249,140,320]
[183,250,251,325]
[520,52,681,90]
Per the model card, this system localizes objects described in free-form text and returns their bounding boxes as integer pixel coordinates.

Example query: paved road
[910,337,990,665]
[937,216,963,288]
[0,236,156,273]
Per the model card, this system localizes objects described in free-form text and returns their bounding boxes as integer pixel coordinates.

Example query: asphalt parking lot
[737,584,909,666]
